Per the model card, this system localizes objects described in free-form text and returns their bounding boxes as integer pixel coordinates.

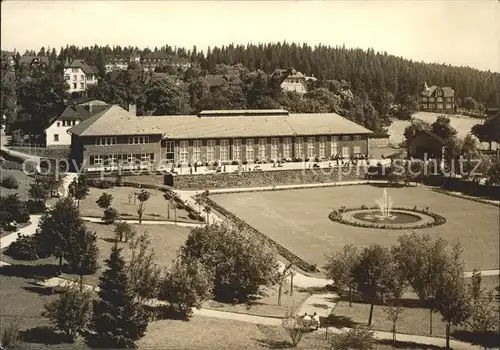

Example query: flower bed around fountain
[329,206,446,230]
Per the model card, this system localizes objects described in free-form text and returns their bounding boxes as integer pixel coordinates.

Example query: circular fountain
[329,189,446,229]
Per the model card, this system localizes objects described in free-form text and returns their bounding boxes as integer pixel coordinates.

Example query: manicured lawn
[203,284,310,318]
[0,222,191,286]
[0,168,33,201]
[79,186,197,222]
[211,185,500,271]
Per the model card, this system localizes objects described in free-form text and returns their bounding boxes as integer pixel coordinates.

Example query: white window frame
[179,141,189,163]
[446,104,452,109]
[258,139,266,159]
[96,137,117,146]
[353,146,361,154]
[220,139,229,161]
[126,154,135,164]
[331,136,339,156]
[107,154,117,165]
[342,146,350,158]
[307,137,315,158]
[437,97,443,102]
[128,136,149,145]
[92,155,102,165]
[193,140,202,162]
[207,140,215,162]
[233,139,241,160]
[354,135,361,141]
[437,103,443,109]
[341,135,350,141]
[295,137,303,158]
[246,139,254,160]
[141,153,151,164]
[319,136,326,159]
[283,137,291,159]
[270,138,279,159]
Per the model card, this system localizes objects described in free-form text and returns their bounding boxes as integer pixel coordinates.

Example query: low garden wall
[203,196,318,274]
[173,166,368,190]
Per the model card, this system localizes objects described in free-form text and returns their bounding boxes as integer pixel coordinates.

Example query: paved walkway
[81,216,202,228]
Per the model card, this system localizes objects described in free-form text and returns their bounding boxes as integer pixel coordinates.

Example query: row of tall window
[421,97,453,102]
[177,136,363,162]
[89,153,154,166]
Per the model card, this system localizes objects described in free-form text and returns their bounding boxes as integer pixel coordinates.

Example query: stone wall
[173,166,368,189]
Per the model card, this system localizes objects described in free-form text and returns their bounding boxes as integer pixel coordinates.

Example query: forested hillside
[5,42,499,136]
[23,42,500,106]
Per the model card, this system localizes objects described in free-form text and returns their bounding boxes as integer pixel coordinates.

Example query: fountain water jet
[375,188,394,219]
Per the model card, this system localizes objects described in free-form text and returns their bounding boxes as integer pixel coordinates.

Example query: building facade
[45,100,109,147]
[68,107,372,171]
[64,59,99,94]
[408,130,445,159]
[105,53,141,72]
[419,82,456,113]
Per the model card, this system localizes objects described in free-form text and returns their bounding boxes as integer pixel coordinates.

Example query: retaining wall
[173,166,368,190]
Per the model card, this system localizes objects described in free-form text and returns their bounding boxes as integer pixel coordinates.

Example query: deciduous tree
[352,244,393,326]
[393,233,454,335]
[181,223,278,302]
[96,192,113,209]
[158,258,213,318]
[42,284,94,342]
[324,244,359,306]
[127,232,162,303]
[136,190,150,224]
[68,175,89,207]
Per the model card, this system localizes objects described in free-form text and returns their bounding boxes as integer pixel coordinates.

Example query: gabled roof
[66,97,107,106]
[46,104,110,129]
[415,130,446,145]
[421,85,454,98]
[19,55,49,66]
[68,105,374,138]
[65,59,99,75]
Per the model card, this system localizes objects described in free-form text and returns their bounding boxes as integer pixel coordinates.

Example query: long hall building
[68,106,373,171]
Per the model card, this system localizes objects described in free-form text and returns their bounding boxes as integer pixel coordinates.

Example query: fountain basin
[329,207,446,230]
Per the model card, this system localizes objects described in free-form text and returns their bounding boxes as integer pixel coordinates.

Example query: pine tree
[92,244,149,348]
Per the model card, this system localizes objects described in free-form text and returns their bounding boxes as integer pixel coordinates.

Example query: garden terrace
[79,185,203,223]
[210,184,500,271]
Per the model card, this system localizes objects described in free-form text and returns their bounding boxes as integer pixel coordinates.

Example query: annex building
[67,106,373,171]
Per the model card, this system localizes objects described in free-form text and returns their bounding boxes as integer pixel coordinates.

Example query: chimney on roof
[128,104,137,116]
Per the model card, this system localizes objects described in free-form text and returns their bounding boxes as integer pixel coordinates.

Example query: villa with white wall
[45,99,109,147]
[64,58,99,95]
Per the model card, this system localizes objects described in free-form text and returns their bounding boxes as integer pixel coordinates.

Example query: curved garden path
[0,177,495,349]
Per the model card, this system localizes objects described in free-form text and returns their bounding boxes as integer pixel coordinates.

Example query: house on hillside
[407,130,445,159]
[272,69,316,94]
[141,52,190,72]
[205,74,241,90]
[105,53,141,72]
[419,82,456,114]
[64,59,99,95]
[18,55,49,69]
[45,100,110,147]
[67,106,373,172]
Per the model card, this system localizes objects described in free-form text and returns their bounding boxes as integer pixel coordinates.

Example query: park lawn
[0,222,191,286]
[69,222,191,286]
[211,185,500,271]
[203,284,310,318]
[0,167,34,201]
[78,186,197,223]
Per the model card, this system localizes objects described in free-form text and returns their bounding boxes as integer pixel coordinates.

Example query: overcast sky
[1,0,499,72]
